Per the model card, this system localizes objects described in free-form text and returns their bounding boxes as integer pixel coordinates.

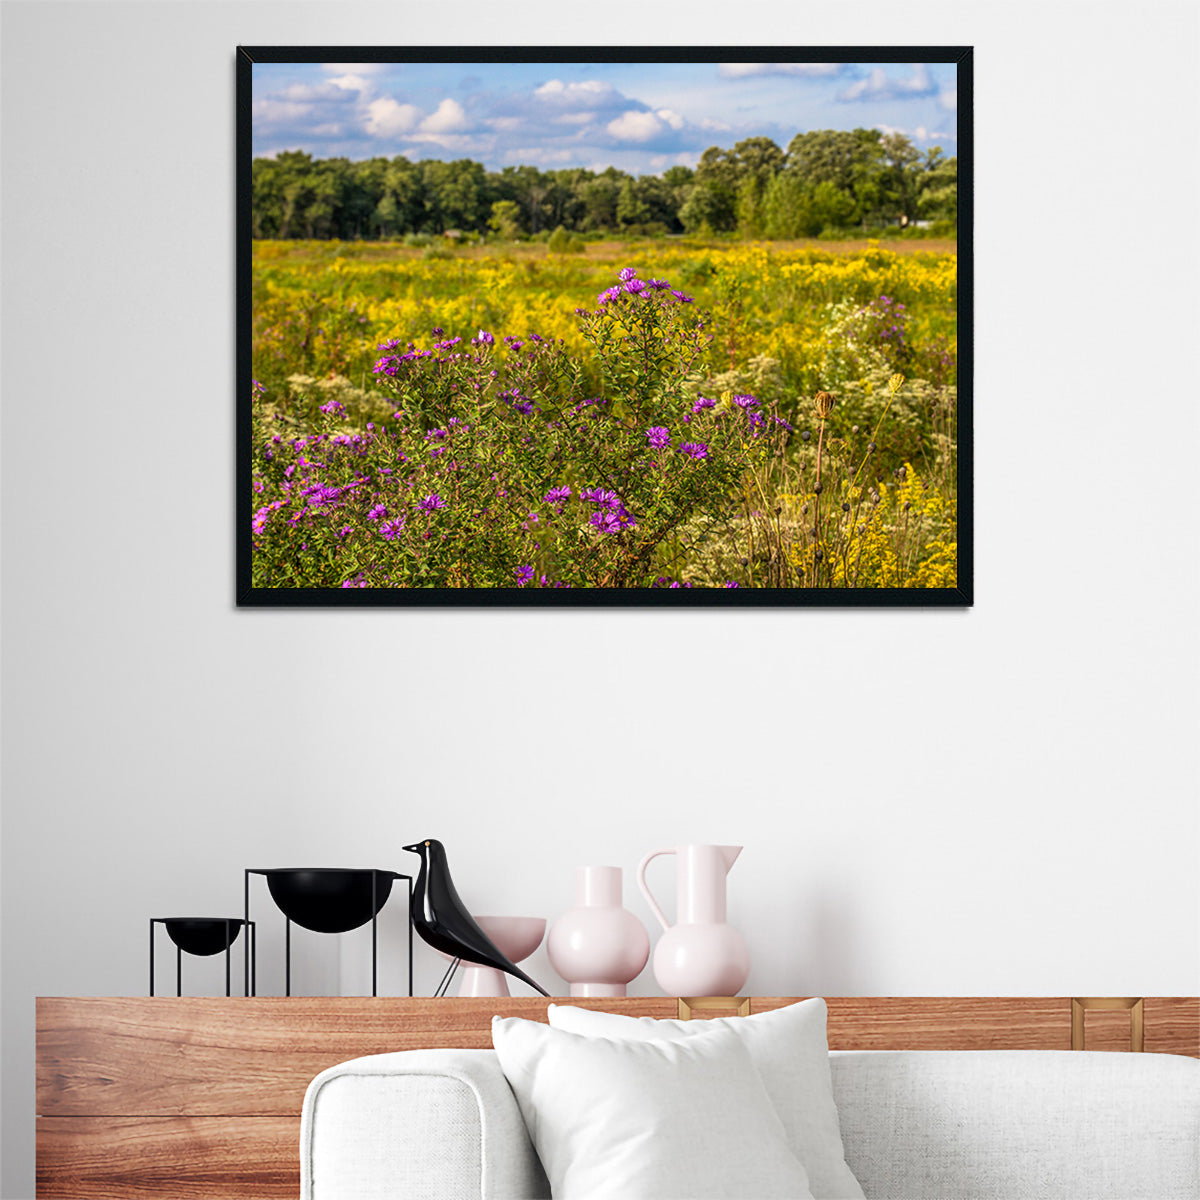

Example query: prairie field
[250,237,959,591]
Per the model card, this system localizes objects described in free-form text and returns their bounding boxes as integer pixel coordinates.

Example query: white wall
[3,2,1198,1195]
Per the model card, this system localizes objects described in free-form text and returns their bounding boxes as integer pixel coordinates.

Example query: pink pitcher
[637,844,750,997]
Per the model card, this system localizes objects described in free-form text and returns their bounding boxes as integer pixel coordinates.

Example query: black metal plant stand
[245,868,412,997]
[149,917,255,997]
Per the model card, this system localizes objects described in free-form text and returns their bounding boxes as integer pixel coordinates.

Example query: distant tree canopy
[250,130,957,240]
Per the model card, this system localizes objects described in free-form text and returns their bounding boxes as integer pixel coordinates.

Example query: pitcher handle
[637,849,675,932]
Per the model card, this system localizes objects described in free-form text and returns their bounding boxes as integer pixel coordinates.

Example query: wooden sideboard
[36,995,1200,1199]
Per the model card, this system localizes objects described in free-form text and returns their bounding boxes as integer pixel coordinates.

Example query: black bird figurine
[403,839,550,997]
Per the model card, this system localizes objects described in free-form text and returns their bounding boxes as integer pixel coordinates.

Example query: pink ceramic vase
[547,866,650,997]
[638,844,750,996]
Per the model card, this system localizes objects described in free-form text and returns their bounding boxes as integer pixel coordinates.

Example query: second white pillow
[548,998,864,1200]
[492,1015,814,1199]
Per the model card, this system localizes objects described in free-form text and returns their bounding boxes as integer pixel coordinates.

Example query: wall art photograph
[237,47,971,606]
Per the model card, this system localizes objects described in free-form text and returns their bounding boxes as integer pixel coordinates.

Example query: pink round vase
[547,866,650,997]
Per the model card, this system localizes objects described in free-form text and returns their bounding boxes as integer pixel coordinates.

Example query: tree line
[251,129,957,241]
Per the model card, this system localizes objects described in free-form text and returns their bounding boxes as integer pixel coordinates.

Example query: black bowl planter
[149,917,254,997]
[245,868,412,997]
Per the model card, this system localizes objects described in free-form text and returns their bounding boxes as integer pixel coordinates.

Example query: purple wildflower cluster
[594,267,693,309]
[254,263,796,590]
[580,486,636,534]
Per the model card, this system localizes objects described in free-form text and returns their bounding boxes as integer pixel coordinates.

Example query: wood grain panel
[37,997,678,1116]
[754,996,1073,1050]
[36,1117,298,1199]
[1145,997,1200,1057]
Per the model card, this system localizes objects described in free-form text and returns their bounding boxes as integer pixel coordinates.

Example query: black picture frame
[237,46,972,607]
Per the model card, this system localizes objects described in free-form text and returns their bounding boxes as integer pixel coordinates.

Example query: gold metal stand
[1070,997,1144,1051]
[678,996,751,1020]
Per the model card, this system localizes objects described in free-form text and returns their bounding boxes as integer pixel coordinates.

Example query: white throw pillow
[492,1015,814,1200]
[548,999,864,1200]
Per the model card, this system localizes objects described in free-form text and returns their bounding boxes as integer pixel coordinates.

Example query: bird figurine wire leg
[434,957,461,998]
[404,839,550,997]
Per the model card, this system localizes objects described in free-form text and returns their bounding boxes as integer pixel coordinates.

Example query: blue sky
[252,59,958,174]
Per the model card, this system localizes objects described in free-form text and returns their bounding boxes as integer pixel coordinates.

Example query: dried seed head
[814,550,824,562]
[842,502,851,513]
[813,482,823,495]
[814,391,835,419]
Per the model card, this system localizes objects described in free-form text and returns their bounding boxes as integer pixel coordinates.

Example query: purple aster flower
[678,441,709,460]
[646,278,670,291]
[580,487,621,507]
[623,278,647,295]
[380,518,406,540]
[596,286,622,306]
[646,426,671,449]
[723,581,741,588]
[368,504,387,522]
[318,400,346,416]
[670,289,694,304]
[589,508,636,534]
[618,267,638,282]
[692,396,716,413]
[418,493,446,513]
[515,565,534,587]
[732,394,759,409]
[340,577,368,588]
[473,329,495,346]
[544,485,572,509]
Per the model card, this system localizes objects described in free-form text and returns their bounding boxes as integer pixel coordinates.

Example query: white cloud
[699,117,732,132]
[607,110,663,142]
[420,98,468,134]
[939,88,958,112]
[365,98,422,137]
[320,62,389,76]
[535,79,615,103]
[840,64,934,102]
[719,62,841,78]
[655,107,685,131]
[326,74,370,93]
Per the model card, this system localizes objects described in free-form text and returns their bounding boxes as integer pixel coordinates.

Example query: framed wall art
[237,46,972,606]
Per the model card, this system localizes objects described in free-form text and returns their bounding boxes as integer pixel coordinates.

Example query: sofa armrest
[301,1048,550,1200]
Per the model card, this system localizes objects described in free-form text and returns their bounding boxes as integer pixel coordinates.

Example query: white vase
[547,866,650,997]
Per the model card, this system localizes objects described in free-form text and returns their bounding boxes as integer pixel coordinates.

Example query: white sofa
[301,1046,1200,1199]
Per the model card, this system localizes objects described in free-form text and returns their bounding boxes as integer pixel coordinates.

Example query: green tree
[687,146,739,232]
[616,178,651,229]
[488,199,522,240]
[916,148,957,223]
[580,171,622,231]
